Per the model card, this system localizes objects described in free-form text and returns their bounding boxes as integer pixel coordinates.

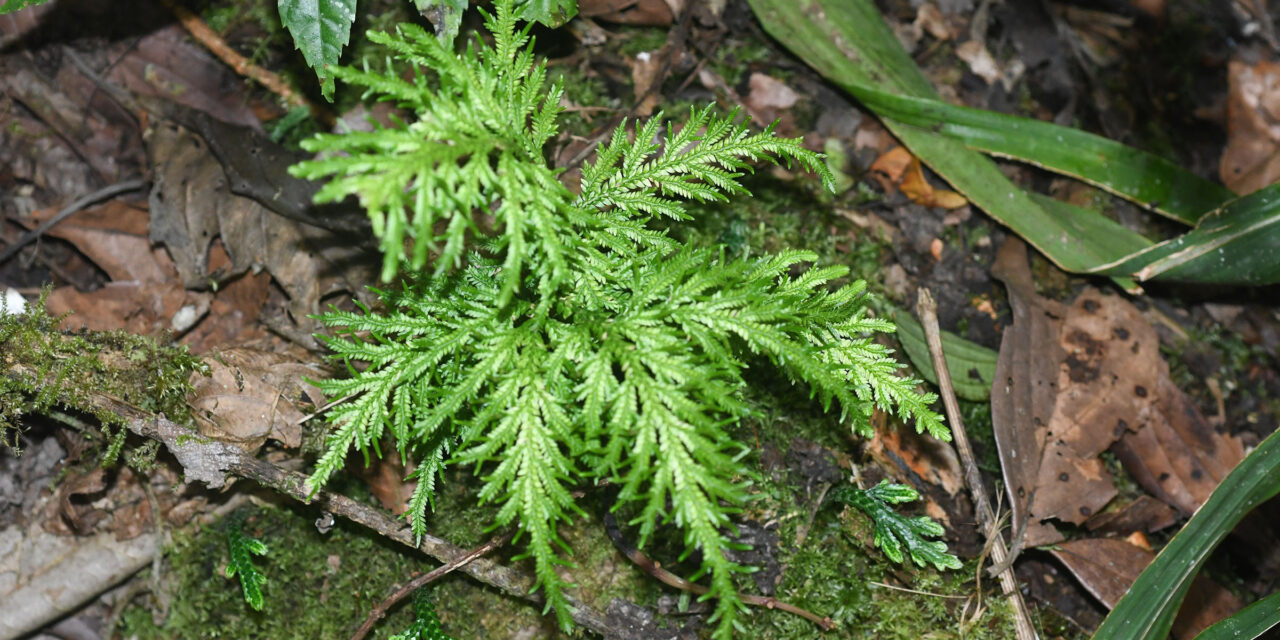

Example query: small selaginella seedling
[289,2,950,635]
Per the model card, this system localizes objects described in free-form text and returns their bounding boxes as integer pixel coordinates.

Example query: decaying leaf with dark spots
[991,238,1246,544]
[990,238,1067,547]
[146,122,322,331]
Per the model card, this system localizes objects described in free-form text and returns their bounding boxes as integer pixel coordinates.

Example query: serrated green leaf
[515,0,577,27]
[831,480,962,571]
[412,0,467,43]
[278,0,358,101]
[296,2,944,636]
[0,0,51,14]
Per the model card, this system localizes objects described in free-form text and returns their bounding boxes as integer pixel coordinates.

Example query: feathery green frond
[297,1,945,636]
[830,480,963,571]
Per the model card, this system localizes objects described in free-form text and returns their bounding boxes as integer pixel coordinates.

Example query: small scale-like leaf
[278,0,358,101]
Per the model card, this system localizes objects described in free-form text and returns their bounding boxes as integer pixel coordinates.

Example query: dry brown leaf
[1220,59,1280,193]
[630,50,664,117]
[189,348,326,452]
[53,468,107,535]
[991,237,1069,548]
[868,146,912,194]
[956,40,1000,85]
[912,3,951,41]
[1084,495,1178,535]
[354,455,414,515]
[578,0,673,25]
[1050,537,1241,639]
[1112,374,1246,515]
[992,238,1246,547]
[22,200,215,336]
[146,121,323,331]
[869,147,968,208]
[900,156,968,209]
[744,73,798,124]
[106,24,262,130]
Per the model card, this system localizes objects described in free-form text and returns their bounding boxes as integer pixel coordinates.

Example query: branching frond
[288,8,573,305]
[297,2,946,636]
[576,105,835,221]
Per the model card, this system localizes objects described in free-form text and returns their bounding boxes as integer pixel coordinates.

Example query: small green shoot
[390,588,456,640]
[225,521,269,611]
[831,480,963,571]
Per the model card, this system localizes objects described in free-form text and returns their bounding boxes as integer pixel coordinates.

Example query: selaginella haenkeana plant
[289,2,949,635]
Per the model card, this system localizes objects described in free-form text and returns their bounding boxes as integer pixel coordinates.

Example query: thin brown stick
[602,512,836,631]
[349,532,512,640]
[0,178,146,265]
[915,288,1039,640]
[157,0,333,125]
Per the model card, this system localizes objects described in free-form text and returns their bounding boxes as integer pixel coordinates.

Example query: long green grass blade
[1192,589,1280,640]
[747,0,1278,286]
[1094,427,1280,639]
[1093,183,1280,285]
[848,85,1233,224]
[745,0,1141,280]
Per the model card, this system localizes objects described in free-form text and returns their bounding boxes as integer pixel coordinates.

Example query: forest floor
[1,0,1279,639]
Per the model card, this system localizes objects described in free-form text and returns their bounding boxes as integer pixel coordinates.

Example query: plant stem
[915,287,1039,640]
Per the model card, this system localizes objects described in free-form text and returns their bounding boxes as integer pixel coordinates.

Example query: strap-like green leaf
[846,85,1233,225]
[746,0,1280,287]
[278,0,357,101]
[745,0,1144,284]
[1192,589,1280,640]
[1092,183,1280,285]
[1094,427,1280,639]
[893,309,996,402]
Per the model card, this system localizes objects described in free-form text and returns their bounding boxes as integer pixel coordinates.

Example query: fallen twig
[602,511,837,631]
[157,0,333,125]
[0,178,147,265]
[349,532,511,640]
[915,288,1039,640]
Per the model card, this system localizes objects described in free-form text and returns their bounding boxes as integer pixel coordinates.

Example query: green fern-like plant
[225,521,269,611]
[390,587,455,640]
[289,2,947,636]
[830,480,962,571]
